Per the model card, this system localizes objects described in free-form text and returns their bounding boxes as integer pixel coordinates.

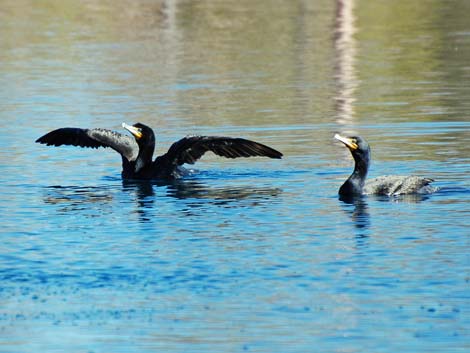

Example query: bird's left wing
[160,135,283,167]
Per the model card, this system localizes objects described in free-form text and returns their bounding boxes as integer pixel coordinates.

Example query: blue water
[1,1,470,352]
[2,152,469,352]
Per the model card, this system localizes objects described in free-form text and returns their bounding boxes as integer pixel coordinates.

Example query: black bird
[36,122,282,180]
[334,134,436,196]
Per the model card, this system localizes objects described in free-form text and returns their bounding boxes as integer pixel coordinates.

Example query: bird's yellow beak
[334,134,358,151]
[122,122,143,139]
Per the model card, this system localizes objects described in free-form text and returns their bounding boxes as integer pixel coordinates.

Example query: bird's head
[122,122,155,146]
[334,134,370,164]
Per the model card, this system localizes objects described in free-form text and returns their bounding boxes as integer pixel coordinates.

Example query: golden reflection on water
[0,0,469,164]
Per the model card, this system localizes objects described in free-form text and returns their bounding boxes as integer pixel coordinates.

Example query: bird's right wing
[36,127,139,162]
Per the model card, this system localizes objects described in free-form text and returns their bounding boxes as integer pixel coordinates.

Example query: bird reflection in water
[122,179,282,221]
[339,194,370,231]
[43,185,114,214]
[43,181,282,222]
[338,191,434,244]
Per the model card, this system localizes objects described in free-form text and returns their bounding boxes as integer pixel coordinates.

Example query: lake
[0,0,469,352]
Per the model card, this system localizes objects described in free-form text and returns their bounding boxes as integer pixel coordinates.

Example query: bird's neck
[339,153,369,196]
[135,143,155,173]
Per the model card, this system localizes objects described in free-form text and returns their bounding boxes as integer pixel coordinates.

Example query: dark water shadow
[43,180,282,222]
[121,179,282,221]
[339,194,370,232]
[121,179,282,200]
[338,188,441,231]
[337,187,456,245]
[43,185,115,213]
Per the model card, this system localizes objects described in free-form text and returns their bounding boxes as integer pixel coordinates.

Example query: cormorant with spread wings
[36,122,283,180]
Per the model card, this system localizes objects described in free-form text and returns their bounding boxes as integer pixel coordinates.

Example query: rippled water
[1,1,469,352]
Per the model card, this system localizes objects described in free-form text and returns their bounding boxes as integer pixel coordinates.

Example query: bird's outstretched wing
[36,127,139,161]
[160,135,283,166]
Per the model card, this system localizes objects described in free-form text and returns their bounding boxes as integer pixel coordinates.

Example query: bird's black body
[337,136,371,196]
[36,122,283,180]
[335,134,436,197]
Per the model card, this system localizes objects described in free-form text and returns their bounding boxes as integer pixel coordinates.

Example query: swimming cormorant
[334,134,436,196]
[36,122,283,180]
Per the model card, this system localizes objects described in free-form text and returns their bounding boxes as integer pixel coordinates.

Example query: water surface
[1,1,469,352]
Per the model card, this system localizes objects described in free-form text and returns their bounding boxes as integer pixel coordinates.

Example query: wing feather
[161,136,282,166]
[36,127,138,161]
[365,175,435,195]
